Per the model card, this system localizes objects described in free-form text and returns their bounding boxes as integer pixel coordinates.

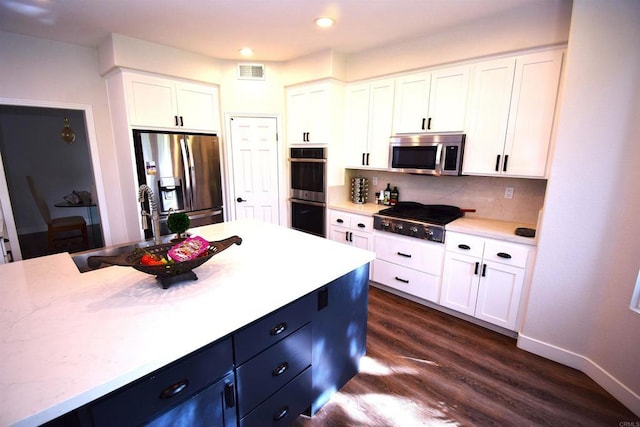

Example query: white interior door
[230,116,280,224]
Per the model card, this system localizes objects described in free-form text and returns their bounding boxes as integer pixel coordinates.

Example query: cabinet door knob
[482,263,487,277]
[495,155,501,172]
[174,115,179,126]
[365,152,370,165]
[421,118,426,130]
[474,262,479,275]
[427,117,432,130]
[237,197,246,203]
[503,155,509,172]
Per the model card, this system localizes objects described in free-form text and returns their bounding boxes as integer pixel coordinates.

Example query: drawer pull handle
[337,218,344,224]
[159,379,189,400]
[224,381,235,408]
[497,252,512,259]
[270,322,287,336]
[395,276,409,284]
[458,244,471,250]
[357,223,365,228]
[397,251,412,258]
[272,362,289,376]
[273,406,289,422]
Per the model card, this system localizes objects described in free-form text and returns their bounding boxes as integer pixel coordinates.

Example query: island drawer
[234,292,315,364]
[237,323,311,417]
[240,367,312,427]
[90,337,233,427]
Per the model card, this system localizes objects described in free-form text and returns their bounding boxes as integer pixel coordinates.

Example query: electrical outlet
[372,176,378,186]
[504,187,514,199]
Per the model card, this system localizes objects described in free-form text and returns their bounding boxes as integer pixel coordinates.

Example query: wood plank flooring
[294,286,638,426]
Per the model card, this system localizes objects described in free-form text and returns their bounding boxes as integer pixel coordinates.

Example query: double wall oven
[289,147,327,237]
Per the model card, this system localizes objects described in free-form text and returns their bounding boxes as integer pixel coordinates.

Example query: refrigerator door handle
[179,137,194,211]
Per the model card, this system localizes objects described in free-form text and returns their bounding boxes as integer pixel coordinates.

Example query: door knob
[236,197,246,202]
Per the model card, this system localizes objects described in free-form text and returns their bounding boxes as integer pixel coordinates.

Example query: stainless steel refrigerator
[133,130,224,238]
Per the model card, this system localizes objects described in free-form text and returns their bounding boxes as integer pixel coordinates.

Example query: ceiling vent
[237,63,265,80]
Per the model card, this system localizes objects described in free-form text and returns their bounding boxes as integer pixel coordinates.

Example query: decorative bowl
[87,235,242,288]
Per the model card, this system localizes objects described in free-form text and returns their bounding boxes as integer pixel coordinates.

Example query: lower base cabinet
[441,231,532,330]
[45,264,370,427]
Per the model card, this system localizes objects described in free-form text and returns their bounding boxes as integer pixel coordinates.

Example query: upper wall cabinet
[463,49,564,178]
[393,65,470,134]
[286,81,343,145]
[124,73,221,132]
[344,78,395,169]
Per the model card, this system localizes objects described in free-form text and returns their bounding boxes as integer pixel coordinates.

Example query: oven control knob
[409,226,418,235]
[382,221,390,230]
[395,224,404,231]
[425,227,434,237]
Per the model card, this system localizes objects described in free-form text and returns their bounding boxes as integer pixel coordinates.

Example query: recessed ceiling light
[314,17,335,28]
[239,48,254,56]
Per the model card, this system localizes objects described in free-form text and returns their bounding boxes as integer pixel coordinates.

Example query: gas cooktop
[373,202,464,243]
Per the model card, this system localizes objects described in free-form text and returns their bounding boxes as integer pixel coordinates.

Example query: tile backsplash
[330,169,547,224]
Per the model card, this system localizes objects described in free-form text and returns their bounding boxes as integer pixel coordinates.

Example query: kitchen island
[0,220,375,426]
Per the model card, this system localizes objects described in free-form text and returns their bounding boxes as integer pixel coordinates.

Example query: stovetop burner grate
[377,202,463,225]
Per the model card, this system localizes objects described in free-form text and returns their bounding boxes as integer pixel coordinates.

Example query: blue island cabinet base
[40,263,370,427]
[309,262,370,415]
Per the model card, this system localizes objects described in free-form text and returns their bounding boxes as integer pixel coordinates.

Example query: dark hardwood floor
[294,286,638,426]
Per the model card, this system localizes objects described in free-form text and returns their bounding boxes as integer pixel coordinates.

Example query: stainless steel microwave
[389,134,465,176]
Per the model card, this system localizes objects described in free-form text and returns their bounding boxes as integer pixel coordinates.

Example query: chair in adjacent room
[26,176,88,251]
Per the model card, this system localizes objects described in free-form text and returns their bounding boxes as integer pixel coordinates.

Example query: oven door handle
[288,158,327,163]
[290,198,326,207]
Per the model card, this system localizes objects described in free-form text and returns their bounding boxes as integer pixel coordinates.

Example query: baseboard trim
[518,333,640,417]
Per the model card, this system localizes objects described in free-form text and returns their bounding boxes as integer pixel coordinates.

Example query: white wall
[0,31,127,245]
[518,0,640,414]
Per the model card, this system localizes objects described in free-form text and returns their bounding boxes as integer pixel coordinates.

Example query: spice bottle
[390,186,399,206]
[383,183,391,205]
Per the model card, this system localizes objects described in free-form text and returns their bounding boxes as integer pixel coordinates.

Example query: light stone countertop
[328,201,383,215]
[446,217,538,246]
[0,220,375,427]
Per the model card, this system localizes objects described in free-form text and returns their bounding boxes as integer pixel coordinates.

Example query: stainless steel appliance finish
[373,202,464,243]
[133,130,224,238]
[289,147,327,237]
[389,133,465,176]
[289,147,327,203]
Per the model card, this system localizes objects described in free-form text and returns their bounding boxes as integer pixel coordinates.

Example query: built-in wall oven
[289,147,327,237]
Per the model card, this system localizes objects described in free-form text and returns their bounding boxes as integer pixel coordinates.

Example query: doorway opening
[0,105,104,259]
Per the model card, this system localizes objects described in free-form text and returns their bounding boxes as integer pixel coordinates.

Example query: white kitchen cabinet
[372,233,445,303]
[124,72,220,132]
[328,210,374,252]
[344,79,395,169]
[463,49,563,178]
[286,81,343,145]
[393,65,469,134]
[440,231,531,330]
